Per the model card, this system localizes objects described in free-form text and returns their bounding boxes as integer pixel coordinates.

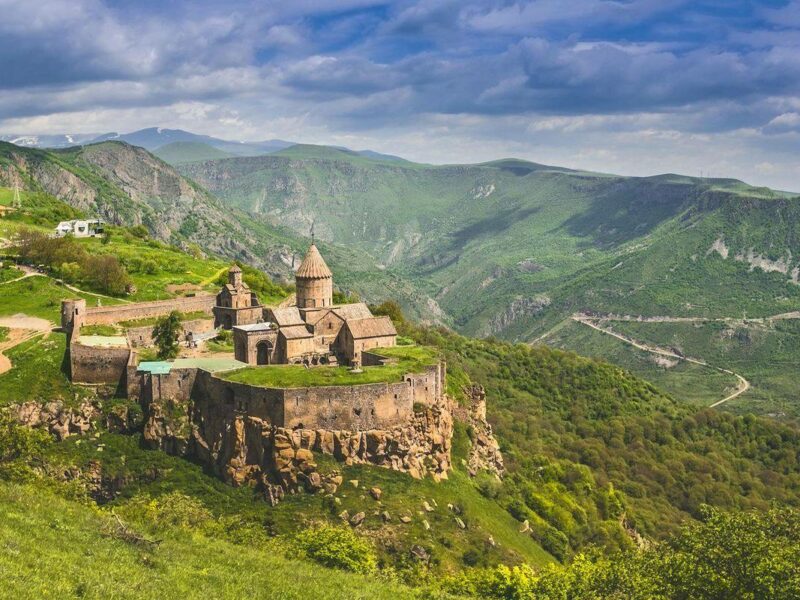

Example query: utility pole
[12,184,21,209]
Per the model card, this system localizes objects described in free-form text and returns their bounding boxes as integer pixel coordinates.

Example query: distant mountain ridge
[0,127,407,164]
[178,145,800,338]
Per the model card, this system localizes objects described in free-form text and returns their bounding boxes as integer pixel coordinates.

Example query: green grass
[81,324,120,336]
[205,338,234,353]
[0,480,450,600]
[270,450,555,572]
[223,346,439,388]
[0,261,22,283]
[41,430,551,575]
[606,319,800,418]
[0,326,8,343]
[0,276,122,321]
[75,229,230,302]
[0,333,93,406]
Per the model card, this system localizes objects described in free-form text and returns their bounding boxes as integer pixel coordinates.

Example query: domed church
[227,243,397,367]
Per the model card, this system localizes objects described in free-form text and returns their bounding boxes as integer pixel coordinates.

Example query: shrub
[0,415,51,463]
[152,311,182,360]
[294,523,377,573]
[117,492,213,531]
[129,225,149,239]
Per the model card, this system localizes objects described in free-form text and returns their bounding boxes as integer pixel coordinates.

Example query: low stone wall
[126,318,215,348]
[70,341,131,385]
[84,295,216,326]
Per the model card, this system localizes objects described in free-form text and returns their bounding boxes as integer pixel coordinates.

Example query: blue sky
[0,0,798,190]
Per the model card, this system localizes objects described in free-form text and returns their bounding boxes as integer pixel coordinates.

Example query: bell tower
[295,243,333,309]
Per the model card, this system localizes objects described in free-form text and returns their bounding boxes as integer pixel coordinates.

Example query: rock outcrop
[458,385,505,478]
[141,393,454,503]
[8,400,99,440]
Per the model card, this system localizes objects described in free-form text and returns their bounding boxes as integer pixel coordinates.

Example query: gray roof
[332,302,373,321]
[233,322,274,332]
[345,316,397,339]
[269,306,304,326]
[295,243,332,279]
[279,325,313,340]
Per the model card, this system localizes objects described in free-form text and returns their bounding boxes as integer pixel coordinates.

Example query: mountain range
[0,127,406,162]
[2,132,800,415]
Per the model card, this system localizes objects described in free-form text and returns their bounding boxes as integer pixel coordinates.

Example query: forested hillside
[0,142,436,318]
[5,137,800,412]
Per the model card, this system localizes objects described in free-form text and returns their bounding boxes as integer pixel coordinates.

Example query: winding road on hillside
[568,314,751,408]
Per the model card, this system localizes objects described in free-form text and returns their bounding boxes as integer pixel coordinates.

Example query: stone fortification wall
[133,363,442,432]
[137,362,452,501]
[83,295,215,326]
[282,381,413,430]
[126,318,215,348]
[70,341,131,385]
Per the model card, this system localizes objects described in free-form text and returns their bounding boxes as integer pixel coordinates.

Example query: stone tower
[61,298,87,334]
[228,264,243,288]
[295,243,333,309]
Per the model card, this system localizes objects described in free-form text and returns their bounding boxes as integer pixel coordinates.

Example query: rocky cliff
[141,390,454,504]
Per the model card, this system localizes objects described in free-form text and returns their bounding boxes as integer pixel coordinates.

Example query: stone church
[226,243,397,367]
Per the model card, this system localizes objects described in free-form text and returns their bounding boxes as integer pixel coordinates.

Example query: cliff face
[0,141,296,280]
[141,387,454,504]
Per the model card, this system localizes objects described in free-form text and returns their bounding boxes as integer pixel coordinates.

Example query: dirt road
[569,315,750,409]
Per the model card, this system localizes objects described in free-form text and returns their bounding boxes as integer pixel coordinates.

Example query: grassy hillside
[404,322,800,556]
[0,480,450,600]
[2,228,800,597]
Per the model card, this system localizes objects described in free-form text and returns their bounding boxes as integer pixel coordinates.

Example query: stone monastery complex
[218,244,398,368]
[58,243,473,501]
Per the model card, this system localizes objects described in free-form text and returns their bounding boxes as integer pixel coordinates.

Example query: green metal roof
[137,361,172,375]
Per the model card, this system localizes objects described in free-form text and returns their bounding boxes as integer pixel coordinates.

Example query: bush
[13,228,131,295]
[0,415,51,463]
[117,492,213,531]
[294,523,377,573]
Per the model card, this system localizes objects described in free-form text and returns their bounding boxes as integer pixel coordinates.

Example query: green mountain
[0,141,442,317]
[177,146,800,413]
[153,141,236,165]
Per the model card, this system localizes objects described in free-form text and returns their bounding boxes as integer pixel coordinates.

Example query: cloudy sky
[1,0,799,190]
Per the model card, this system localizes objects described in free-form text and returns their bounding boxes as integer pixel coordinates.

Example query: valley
[173,143,800,415]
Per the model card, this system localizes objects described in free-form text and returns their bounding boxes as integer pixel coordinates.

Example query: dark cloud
[0,0,798,189]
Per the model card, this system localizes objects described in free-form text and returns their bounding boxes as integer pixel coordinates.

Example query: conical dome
[296,243,332,279]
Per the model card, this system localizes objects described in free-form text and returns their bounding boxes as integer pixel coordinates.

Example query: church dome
[296,243,332,279]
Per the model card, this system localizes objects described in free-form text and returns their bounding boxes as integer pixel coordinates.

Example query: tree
[84,254,131,296]
[152,311,182,360]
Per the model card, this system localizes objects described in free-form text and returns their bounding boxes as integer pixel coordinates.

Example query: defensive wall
[61,295,216,331]
[83,295,216,326]
[128,361,444,432]
[69,340,132,385]
[134,360,452,495]
[126,318,215,347]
